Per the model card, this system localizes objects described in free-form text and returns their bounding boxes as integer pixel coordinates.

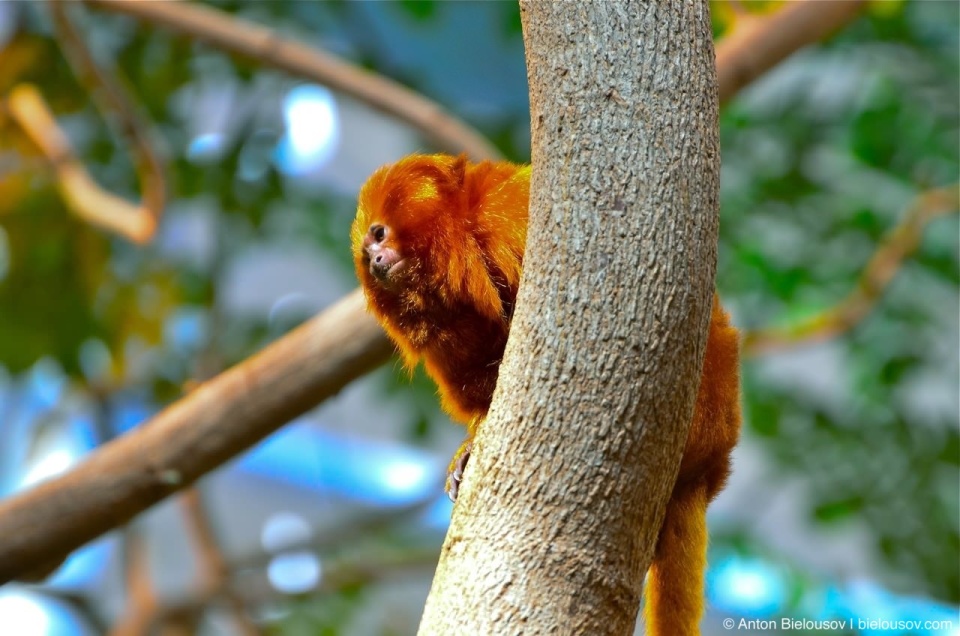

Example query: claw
[447,474,460,502]
[446,441,473,502]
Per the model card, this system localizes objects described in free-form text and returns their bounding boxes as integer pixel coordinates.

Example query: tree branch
[151,548,439,629]
[4,84,155,242]
[743,186,960,355]
[48,0,167,235]
[82,0,502,162]
[179,488,262,636]
[113,498,440,631]
[109,530,158,636]
[716,0,868,104]
[0,291,394,584]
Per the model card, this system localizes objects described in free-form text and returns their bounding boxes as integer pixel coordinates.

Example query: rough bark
[417,3,720,635]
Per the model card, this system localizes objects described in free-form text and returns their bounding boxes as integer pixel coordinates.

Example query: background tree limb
[743,185,960,354]
[0,291,393,584]
[82,0,502,162]
[716,0,868,104]
[4,84,155,242]
[48,0,167,234]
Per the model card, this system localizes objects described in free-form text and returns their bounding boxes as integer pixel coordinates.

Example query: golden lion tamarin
[351,154,741,636]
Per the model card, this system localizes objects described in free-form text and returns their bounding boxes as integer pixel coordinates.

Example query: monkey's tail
[643,482,710,636]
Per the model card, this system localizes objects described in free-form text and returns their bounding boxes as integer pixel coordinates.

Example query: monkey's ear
[451,153,468,187]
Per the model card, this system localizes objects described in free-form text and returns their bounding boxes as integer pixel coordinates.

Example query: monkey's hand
[446,439,473,502]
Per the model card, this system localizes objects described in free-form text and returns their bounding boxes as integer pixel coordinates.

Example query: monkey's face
[358,222,407,290]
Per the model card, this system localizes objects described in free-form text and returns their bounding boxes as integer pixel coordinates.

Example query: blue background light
[275,85,340,176]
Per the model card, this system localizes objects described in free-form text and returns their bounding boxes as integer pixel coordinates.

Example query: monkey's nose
[365,243,403,281]
[370,250,392,279]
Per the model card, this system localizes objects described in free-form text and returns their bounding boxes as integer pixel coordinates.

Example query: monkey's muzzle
[362,224,405,283]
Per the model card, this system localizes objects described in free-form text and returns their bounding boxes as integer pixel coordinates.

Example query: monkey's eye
[370,224,387,243]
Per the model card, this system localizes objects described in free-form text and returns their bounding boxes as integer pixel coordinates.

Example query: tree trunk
[417,2,720,635]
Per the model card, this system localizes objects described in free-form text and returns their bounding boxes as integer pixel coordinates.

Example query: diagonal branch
[0,291,394,584]
[743,186,960,355]
[83,0,502,162]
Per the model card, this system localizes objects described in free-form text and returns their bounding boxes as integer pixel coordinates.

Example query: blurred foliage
[0,0,956,632]
[717,0,959,602]
[267,588,367,636]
